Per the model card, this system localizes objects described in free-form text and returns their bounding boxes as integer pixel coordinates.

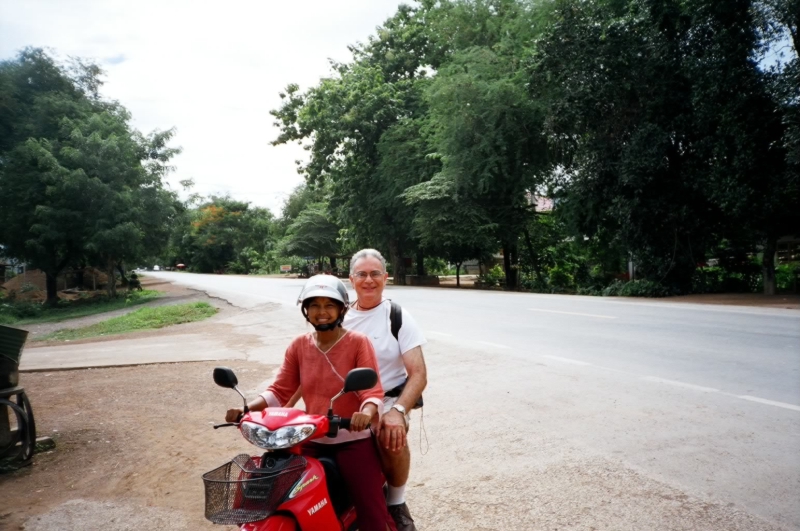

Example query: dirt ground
[0,361,268,531]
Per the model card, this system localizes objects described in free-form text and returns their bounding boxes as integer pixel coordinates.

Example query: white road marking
[477,341,511,350]
[428,331,453,337]
[738,396,800,412]
[542,355,592,366]
[642,376,719,393]
[528,308,616,319]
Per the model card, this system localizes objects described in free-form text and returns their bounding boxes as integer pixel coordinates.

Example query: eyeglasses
[352,270,385,280]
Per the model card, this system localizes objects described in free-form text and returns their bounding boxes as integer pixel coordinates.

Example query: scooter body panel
[277,458,342,530]
[241,513,297,531]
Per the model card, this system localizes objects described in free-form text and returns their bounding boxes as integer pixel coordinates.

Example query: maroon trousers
[304,437,397,531]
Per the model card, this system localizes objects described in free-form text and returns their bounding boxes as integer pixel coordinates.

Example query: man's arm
[380,346,427,452]
[395,346,427,413]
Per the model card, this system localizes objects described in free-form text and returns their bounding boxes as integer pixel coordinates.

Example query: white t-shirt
[343,299,427,390]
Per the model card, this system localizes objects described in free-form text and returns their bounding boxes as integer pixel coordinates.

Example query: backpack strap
[389,301,403,341]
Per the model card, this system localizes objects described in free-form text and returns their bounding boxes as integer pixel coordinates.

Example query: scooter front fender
[241,514,297,531]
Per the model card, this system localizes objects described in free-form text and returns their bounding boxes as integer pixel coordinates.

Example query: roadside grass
[0,290,161,326]
[36,302,217,341]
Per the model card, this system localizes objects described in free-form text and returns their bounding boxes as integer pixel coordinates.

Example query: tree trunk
[455,261,462,288]
[45,272,59,306]
[416,249,425,276]
[522,227,544,285]
[106,259,117,298]
[388,239,406,286]
[76,266,85,290]
[116,263,128,286]
[502,240,519,290]
[762,235,778,295]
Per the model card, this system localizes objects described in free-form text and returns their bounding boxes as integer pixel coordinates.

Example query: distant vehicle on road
[153,265,161,271]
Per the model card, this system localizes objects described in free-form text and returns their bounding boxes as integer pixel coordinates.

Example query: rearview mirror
[343,368,378,393]
[213,367,239,389]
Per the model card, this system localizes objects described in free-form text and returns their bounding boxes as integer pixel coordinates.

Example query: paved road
[145,272,800,406]
[145,272,800,529]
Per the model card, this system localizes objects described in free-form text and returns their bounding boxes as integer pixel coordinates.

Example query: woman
[225,275,397,531]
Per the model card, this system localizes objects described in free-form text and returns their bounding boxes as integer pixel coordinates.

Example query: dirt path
[1,361,266,530]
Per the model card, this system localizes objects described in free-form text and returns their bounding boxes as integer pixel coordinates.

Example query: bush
[691,266,761,294]
[477,265,505,287]
[777,263,799,292]
[0,300,44,322]
[547,265,575,293]
[602,279,671,298]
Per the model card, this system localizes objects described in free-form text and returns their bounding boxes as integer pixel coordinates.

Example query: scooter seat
[318,456,351,514]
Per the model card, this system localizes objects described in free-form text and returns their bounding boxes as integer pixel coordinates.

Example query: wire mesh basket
[203,453,306,525]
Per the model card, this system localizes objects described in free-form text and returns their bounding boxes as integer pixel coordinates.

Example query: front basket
[202,453,306,525]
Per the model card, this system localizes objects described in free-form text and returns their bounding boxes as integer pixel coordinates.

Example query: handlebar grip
[339,418,351,430]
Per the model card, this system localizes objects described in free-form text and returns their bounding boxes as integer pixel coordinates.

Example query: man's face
[349,256,388,303]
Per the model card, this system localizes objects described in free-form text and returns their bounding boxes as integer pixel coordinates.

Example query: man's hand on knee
[379,409,407,452]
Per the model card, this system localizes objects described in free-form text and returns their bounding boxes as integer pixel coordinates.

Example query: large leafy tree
[0,49,181,302]
[531,0,721,292]
[271,65,426,283]
[271,3,444,284]
[427,45,549,289]
[531,0,798,293]
[0,49,100,301]
[60,111,180,296]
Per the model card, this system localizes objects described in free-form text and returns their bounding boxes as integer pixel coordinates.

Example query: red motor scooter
[204,366,379,530]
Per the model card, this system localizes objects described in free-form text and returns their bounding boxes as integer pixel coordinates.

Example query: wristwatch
[391,404,409,427]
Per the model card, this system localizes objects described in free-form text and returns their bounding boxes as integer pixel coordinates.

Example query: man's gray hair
[349,248,387,274]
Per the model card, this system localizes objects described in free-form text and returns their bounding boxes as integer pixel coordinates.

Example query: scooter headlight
[240,422,316,450]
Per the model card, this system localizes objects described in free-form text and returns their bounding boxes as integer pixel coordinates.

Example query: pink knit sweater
[260,330,384,443]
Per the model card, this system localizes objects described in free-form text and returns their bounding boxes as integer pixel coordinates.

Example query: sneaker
[388,502,417,531]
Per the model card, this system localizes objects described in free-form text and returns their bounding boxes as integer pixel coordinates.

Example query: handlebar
[213,413,354,436]
[214,412,243,430]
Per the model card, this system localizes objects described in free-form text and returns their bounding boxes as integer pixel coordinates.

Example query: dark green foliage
[172,196,277,274]
[601,280,673,298]
[0,49,180,302]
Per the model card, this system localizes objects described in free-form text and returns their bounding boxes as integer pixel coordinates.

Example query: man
[345,248,427,531]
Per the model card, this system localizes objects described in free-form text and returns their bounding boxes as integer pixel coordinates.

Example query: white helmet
[297,275,350,330]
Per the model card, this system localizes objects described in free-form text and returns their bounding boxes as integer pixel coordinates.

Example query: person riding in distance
[225,275,397,531]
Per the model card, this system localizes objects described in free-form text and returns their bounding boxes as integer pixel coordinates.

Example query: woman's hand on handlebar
[225,408,243,423]
[350,403,378,432]
[225,396,267,423]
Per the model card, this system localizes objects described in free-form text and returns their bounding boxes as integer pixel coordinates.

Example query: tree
[0,49,103,302]
[531,0,719,292]
[531,0,799,294]
[279,202,341,269]
[403,173,496,287]
[426,45,549,289]
[0,49,182,301]
[62,111,180,297]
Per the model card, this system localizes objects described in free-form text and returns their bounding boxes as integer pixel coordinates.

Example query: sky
[0,0,407,215]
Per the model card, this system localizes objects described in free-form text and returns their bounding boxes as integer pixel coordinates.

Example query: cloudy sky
[0,0,406,214]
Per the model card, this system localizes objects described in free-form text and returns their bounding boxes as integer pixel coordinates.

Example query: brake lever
[213,422,239,429]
